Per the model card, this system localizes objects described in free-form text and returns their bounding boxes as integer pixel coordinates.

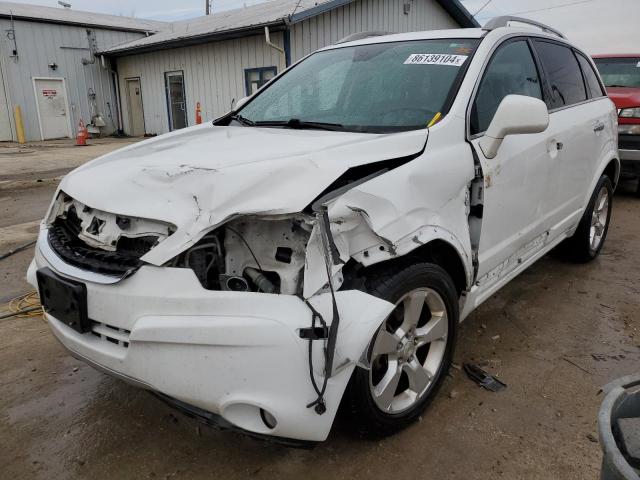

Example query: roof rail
[483,16,566,39]
[335,31,392,44]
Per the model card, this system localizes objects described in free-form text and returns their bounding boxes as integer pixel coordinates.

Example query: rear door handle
[593,122,605,132]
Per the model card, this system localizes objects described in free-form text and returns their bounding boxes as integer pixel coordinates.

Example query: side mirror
[479,95,549,159]
[233,96,250,111]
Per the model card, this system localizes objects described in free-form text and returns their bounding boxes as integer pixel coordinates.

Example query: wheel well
[604,159,619,188]
[413,240,467,296]
[352,239,468,297]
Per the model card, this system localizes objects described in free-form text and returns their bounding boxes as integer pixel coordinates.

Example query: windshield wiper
[253,118,345,131]
[606,84,634,88]
[229,113,255,126]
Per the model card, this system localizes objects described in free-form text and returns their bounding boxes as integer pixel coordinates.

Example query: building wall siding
[116,32,286,135]
[289,0,458,61]
[0,19,142,141]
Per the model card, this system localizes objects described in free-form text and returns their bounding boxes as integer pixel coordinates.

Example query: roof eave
[435,0,479,28]
[99,20,287,57]
[0,13,161,33]
[288,0,355,23]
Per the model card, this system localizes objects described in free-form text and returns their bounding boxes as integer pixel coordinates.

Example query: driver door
[469,38,555,285]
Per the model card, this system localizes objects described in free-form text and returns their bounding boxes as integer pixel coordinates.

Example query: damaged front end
[30,119,475,442]
[168,215,314,295]
[45,193,175,277]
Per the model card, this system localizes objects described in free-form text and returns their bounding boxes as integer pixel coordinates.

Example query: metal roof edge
[0,12,163,33]
[99,20,287,56]
[435,0,479,28]
[288,0,356,24]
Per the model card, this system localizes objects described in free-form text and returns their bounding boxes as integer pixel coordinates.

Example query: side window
[576,53,606,98]
[533,41,587,108]
[471,40,543,135]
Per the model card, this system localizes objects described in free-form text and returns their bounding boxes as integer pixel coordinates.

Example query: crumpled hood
[58,123,428,265]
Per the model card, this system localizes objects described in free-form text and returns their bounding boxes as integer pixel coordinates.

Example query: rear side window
[576,54,605,98]
[471,40,543,135]
[534,41,587,108]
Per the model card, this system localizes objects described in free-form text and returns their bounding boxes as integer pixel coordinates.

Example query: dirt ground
[0,138,638,479]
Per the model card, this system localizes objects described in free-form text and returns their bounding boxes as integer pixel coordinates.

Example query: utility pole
[205,0,211,15]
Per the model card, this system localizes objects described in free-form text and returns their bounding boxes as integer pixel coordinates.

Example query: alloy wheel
[590,186,610,252]
[369,288,449,414]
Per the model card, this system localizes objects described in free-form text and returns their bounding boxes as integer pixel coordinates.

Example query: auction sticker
[404,53,468,66]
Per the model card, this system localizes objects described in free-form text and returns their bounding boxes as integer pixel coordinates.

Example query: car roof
[322,28,486,49]
[321,25,576,51]
[592,54,640,59]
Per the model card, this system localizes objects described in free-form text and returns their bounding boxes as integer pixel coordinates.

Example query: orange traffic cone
[195,102,202,124]
[75,120,87,146]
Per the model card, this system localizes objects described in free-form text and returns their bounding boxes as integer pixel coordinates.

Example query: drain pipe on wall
[100,55,124,134]
[264,26,285,68]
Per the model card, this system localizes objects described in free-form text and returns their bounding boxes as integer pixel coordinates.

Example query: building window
[245,67,277,95]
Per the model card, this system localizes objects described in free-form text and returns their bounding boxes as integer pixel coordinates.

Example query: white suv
[28,17,619,444]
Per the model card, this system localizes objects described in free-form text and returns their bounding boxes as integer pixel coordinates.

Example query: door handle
[593,122,605,132]
[556,141,563,151]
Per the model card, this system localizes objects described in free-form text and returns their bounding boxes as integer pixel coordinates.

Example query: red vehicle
[593,54,640,194]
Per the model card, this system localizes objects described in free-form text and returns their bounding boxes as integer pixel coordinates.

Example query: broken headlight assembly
[46,193,175,276]
[169,215,314,295]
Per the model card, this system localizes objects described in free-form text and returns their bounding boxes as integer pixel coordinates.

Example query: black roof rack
[483,16,566,39]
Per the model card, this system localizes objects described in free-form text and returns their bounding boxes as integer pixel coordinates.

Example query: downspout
[283,28,292,67]
[100,54,124,133]
[264,26,286,70]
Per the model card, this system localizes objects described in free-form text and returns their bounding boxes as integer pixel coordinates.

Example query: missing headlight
[172,216,313,294]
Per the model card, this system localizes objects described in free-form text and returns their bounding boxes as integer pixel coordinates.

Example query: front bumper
[28,228,394,442]
[619,133,640,179]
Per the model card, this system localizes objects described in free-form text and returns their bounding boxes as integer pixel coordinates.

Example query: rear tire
[562,175,613,262]
[343,263,458,438]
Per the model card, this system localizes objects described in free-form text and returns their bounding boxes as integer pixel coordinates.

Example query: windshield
[236,39,479,133]
[593,57,640,88]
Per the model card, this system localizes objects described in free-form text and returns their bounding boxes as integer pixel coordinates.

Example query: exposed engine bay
[169,216,313,295]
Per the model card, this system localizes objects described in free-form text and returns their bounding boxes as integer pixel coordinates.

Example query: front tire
[344,263,458,438]
[563,175,613,263]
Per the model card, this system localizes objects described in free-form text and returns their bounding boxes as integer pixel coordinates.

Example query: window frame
[467,34,610,140]
[530,38,604,112]
[574,51,607,99]
[466,36,547,139]
[244,66,278,96]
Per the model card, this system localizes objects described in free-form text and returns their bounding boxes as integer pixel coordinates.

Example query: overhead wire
[476,0,597,21]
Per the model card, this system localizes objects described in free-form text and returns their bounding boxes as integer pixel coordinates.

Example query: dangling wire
[305,208,341,415]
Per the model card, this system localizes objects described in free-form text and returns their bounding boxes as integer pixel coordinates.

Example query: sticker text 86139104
[404,53,468,67]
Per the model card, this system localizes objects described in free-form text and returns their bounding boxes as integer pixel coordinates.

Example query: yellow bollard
[13,105,25,144]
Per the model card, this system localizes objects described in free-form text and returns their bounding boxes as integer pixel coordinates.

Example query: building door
[165,71,187,131]
[125,78,145,136]
[33,78,71,140]
[0,62,11,141]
